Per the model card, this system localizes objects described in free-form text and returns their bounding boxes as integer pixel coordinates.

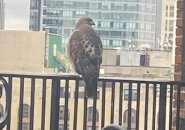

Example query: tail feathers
[84,77,98,98]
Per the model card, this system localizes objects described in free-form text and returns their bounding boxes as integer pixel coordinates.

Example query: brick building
[174,0,185,129]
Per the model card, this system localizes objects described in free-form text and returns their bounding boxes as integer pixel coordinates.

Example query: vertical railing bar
[6,76,12,130]
[0,76,10,130]
[168,84,173,130]
[83,85,88,130]
[73,79,79,130]
[118,82,123,125]
[50,77,60,130]
[64,79,69,130]
[127,82,132,130]
[30,77,35,130]
[176,84,180,130]
[18,77,24,130]
[158,83,167,130]
[152,83,157,130]
[136,82,141,130]
[41,78,47,130]
[101,81,106,128]
[92,81,97,130]
[110,81,115,124]
[144,82,149,130]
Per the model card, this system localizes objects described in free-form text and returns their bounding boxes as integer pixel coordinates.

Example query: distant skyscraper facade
[29,0,161,49]
[0,0,5,29]
[160,0,176,50]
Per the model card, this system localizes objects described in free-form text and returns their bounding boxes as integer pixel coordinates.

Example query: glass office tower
[29,0,161,49]
[0,0,5,29]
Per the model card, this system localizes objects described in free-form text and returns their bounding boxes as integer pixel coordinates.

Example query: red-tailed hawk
[67,17,103,98]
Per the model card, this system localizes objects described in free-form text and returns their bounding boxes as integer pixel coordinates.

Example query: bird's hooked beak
[90,21,95,25]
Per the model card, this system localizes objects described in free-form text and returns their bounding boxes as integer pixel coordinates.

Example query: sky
[4,0,30,30]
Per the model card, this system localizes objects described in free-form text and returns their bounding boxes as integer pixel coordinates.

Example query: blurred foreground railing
[0,72,184,130]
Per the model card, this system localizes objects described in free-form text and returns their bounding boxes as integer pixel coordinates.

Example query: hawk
[67,17,103,98]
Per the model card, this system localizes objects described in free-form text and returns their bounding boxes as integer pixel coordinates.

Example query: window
[169,12,174,17]
[124,89,137,101]
[63,1,73,5]
[19,104,30,130]
[109,40,113,46]
[75,11,86,15]
[89,3,100,9]
[102,3,111,9]
[140,54,149,67]
[122,40,126,47]
[85,107,99,130]
[123,109,136,129]
[170,6,174,11]
[78,91,85,98]
[87,126,99,130]
[169,33,173,38]
[63,29,70,35]
[23,104,30,118]
[169,6,174,17]
[169,27,173,31]
[59,106,64,120]
[59,105,69,120]
[59,106,69,130]
[169,20,174,26]
[110,22,113,28]
[60,87,71,98]
[87,107,99,122]
[22,122,29,130]
[63,10,73,17]
[43,9,46,15]
[110,31,122,37]
[113,40,122,47]
[58,124,64,130]
[166,5,168,11]
[98,31,109,36]
[58,124,69,130]
[101,21,110,28]
[97,21,101,27]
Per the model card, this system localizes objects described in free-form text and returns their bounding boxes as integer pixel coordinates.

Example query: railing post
[50,77,60,130]
[158,83,167,130]
[0,77,11,129]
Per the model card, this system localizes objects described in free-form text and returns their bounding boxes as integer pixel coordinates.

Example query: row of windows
[45,1,154,11]
[60,37,153,49]
[98,30,154,40]
[43,9,155,22]
[60,87,138,101]
[15,103,137,130]
[42,18,155,32]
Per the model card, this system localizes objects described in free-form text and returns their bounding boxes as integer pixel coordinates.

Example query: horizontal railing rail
[0,72,184,130]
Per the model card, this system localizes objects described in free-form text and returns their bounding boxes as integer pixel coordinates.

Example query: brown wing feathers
[67,17,102,98]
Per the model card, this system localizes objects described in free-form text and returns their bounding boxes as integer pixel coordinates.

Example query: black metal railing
[0,72,184,130]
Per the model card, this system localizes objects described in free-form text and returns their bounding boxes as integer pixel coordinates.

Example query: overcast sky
[4,0,30,30]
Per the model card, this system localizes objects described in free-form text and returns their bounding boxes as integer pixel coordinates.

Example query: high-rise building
[29,0,161,49]
[160,0,177,72]
[0,0,5,29]
[160,0,176,51]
